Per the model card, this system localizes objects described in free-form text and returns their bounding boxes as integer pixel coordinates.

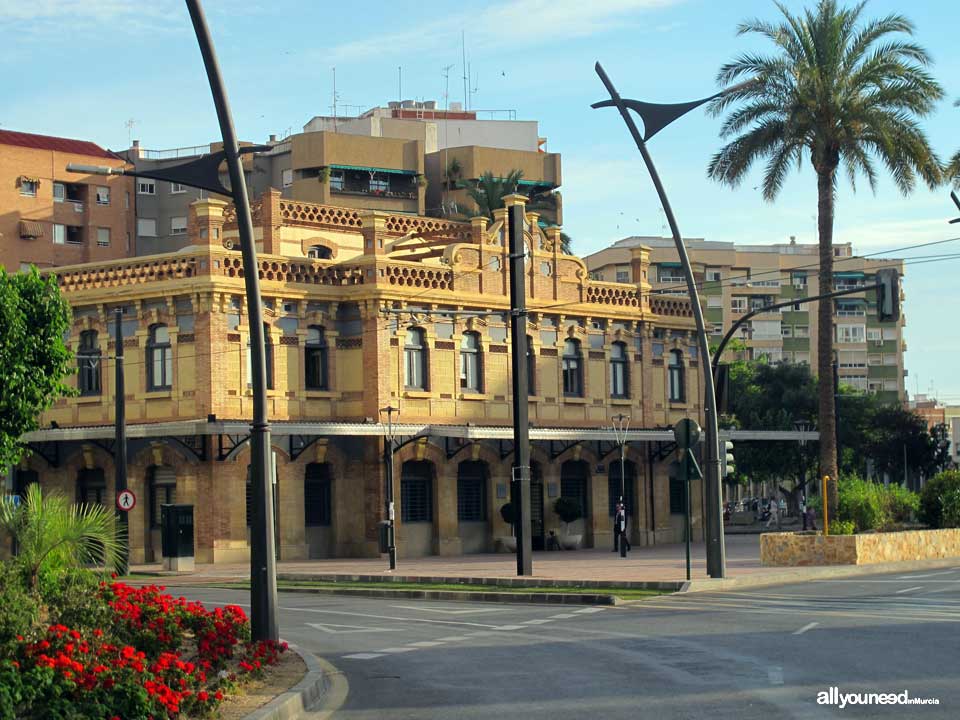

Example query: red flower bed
[0,582,287,719]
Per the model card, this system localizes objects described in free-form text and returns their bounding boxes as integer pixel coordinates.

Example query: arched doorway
[146,466,177,562]
[400,460,434,557]
[607,460,637,517]
[560,460,591,546]
[456,460,487,553]
[304,462,333,558]
[76,468,106,506]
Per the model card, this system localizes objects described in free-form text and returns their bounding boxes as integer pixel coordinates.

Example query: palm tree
[707,0,943,519]
[462,170,573,254]
[0,483,123,589]
[949,100,960,185]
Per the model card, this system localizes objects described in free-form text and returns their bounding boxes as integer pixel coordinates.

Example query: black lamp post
[592,63,754,579]
[67,0,278,642]
[611,413,630,558]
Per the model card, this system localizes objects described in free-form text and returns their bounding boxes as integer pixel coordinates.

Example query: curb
[678,557,960,593]
[277,573,680,592]
[242,644,343,720]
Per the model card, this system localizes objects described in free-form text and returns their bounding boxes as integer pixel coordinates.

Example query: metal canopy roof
[22,420,818,444]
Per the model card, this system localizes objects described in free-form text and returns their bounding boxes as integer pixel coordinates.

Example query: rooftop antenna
[331,67,339,132]
[461,30,468,110]
[398,66,402,108]
[468,62,478,111]
[124,119,137,147]
[442,64,455,110]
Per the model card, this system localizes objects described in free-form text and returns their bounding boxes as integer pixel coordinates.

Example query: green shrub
[39,567,113,634]
[829,519,855,535]
[941,487,960,529]
[0,562,38,653]
[838,475,888,532]
[553,497,583,525]
[919,471,960,528]
[884,483,920,524]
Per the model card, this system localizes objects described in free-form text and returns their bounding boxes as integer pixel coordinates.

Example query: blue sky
[2,0,958,401]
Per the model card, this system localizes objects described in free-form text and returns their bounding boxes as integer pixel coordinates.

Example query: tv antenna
[124,119,137,147]
[331,67,341,131]
[442,64,455,110]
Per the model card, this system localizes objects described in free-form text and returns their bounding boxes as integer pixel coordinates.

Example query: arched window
[610,341,628,398]
[457,461,487,522]
[562,339,583,397]
[460,332,482,393]
[304,463,332,526]
[404,328,427,390]
[247,323,274,390]
[78,330,101,396]
[526,335,536,396]
[147,324,172,390]
[305,326,329,390]
[307,245,332,260]
[148,466,176,528]
[401,460,433,523]
[668,349,684,402]
[77,468,106,506]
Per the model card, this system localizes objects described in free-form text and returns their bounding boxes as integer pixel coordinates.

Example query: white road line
[549,613,578,619]
[272,607,502,629]
[408,641,446,647]
[494,625,526,630]
[895,586,924,594]
[521,619,554,625]
[378,647,418,654]
[435,636,470,642]
[389,605,501,615]
[574,608,606,614]
[768,667,784,686]
[897,571,956,579]
[305,622,399,634]
[792,622,819,635]
[341,653,385,660]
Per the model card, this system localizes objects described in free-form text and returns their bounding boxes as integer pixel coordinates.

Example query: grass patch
[210,580,665,601]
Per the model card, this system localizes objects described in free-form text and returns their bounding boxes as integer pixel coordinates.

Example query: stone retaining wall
[760,529,960,566]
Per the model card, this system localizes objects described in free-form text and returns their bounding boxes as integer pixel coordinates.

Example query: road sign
[673,418,701,450]
[116,489,136,512]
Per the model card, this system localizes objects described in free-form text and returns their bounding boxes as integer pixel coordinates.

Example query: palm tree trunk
[816,167,839,520]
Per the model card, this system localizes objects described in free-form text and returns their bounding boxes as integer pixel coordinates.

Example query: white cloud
[835,217,956,254]
[325,0,682,63]
[0,0,182,34]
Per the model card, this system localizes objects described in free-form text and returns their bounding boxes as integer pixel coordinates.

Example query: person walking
[765,497,780,530]
[612,500,631,553]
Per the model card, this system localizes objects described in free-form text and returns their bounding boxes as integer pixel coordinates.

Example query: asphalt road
[172,566,960,719]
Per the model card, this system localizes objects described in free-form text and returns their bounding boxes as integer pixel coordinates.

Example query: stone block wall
[761,529,960,567]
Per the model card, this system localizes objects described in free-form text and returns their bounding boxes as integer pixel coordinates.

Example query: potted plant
[416,174,428,188]
[497,502,517,552]
[317,166,330,184]
[554,496,583,550]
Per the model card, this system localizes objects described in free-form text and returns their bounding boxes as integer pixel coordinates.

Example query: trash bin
[377,521,391,554]
[160,504,195,572]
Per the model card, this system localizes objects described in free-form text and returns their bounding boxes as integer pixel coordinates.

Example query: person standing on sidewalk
[765,497,780,530]
[613,500,631,553]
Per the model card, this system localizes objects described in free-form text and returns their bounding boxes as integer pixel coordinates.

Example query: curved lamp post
[592,63,754,578]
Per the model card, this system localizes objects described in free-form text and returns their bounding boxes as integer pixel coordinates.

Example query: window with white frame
[170,216,188,235]
[137,218,157,237]
[845,375,868,391]
[53,183,65,203]
[19,178,38,197]
[616,270,630,283]
[706,269,722,282]
[96,228,110,247]
[96,186,110,205]
[883,354,898,366]
[866,328,882,342]
[707,296,723,308]
[868,355,882,366]
[53,224,65,245]
[170,183,186,194]
[837,325,866,344]
[794,325,809,338]
[731,297,747,313]
[282,168,293,187]
[137,180,155,195]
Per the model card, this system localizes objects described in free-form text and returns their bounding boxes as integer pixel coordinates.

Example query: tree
[460,170,573,254]
[707,1,944,519]
[948,100,960,185]
[0,267,75,472]
[0,484,122,589]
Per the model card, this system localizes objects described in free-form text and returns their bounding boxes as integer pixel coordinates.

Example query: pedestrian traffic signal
[876,268,900,323]
[722,440,735,478]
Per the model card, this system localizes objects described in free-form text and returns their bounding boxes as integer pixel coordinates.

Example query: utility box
[160,504,195,572]
[377,521,391,554]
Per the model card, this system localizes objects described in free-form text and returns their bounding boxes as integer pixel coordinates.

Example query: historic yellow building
[17,192,706,564]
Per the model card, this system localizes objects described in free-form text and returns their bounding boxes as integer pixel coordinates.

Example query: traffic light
[722,440,735,478]
[876,268,900,323]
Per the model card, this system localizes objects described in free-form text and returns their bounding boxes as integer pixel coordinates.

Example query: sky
[1,0,958,401]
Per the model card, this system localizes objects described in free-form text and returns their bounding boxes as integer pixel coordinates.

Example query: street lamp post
[611,414,630,558]
[379,405,398,571]
[68,0,278,641]
[592,63,754,579]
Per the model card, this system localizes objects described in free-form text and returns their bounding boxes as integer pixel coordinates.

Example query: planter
[761,528,960,567]
[559,534,582,550]
[497,536,517,553]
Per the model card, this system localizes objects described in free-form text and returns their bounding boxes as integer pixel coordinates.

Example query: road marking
[275,607,502,629]
[341,653,384,660]
[494,625,526,630]
[549,613,578,619]
[768,667,784,686]
[895,586,924,594]
[521,619,554,625]
[465,631,496,637]
[378,647,418,654]
[389,605,501,615]
[306,622,399,635]
[408,640,446,647]
[574,608,606,614]
[792,622,819,635]
[897,571,956,579]
[435,636,470,642]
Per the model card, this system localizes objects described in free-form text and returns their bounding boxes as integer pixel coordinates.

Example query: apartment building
[16,192,706,564]
[585,236,906,403]
[121,100,561,255]
[0,130,135,271]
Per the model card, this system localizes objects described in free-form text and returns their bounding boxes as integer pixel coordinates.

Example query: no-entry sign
[116,489,136,512]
